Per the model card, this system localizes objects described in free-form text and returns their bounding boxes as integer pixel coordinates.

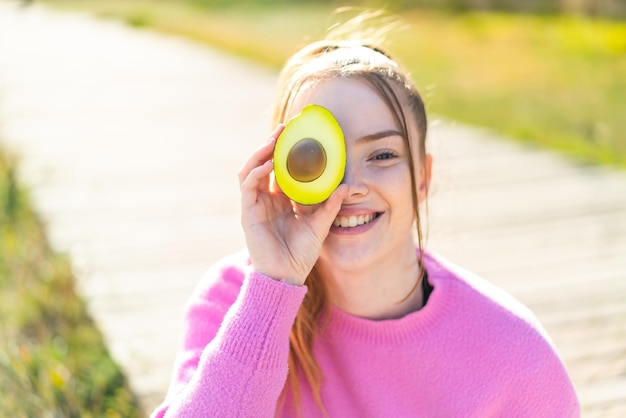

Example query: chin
[319,243,378,271]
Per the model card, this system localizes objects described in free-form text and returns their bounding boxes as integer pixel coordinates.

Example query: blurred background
[0,0,624,417]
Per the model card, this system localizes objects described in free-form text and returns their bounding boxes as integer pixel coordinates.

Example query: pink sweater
[152,250,580,417]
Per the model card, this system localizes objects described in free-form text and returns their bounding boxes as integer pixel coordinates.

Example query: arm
[153,126,345,417]
[504,334,580,418]
[151,260,307,418]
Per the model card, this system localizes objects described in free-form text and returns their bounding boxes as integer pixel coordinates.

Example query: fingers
[269,171,281,194]
[292,201,317,216]
[238,124,284,188]
[306,184,349,237]
[240,159,274,210]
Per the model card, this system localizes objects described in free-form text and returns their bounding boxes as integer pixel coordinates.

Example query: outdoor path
[0,2,625,416]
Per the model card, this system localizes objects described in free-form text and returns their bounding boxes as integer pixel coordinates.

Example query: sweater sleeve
[151,260,307,418]
[496,327,581,417]
[423,253,580,417]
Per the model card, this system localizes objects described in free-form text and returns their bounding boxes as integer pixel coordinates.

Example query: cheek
[376,166,414,212]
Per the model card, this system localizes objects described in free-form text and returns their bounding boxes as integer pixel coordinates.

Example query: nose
[341,158,368,199]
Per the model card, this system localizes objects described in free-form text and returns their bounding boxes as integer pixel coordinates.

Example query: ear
[417,154,432,203]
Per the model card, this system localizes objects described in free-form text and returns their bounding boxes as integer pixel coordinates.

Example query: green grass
[393,11,626,166]
[44,0,626,168]
[0,152,143,417]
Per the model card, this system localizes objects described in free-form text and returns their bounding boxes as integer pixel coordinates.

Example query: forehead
[287,77,400,141]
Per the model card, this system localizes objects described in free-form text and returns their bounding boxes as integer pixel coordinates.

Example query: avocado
[274,104,346,205]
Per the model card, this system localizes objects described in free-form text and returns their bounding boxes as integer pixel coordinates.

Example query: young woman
[152,24,580,418]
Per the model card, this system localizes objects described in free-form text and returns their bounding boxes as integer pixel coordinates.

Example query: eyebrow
[357,129,404,143]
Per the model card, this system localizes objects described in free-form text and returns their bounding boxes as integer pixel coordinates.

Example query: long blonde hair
[273,13,429,414]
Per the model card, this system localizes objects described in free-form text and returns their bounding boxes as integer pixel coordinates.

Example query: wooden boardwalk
[1,3,625,416]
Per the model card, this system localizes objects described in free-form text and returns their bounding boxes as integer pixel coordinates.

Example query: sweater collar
[319,251,460,346]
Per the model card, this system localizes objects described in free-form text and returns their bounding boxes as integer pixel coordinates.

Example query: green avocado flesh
[274,104,346,205]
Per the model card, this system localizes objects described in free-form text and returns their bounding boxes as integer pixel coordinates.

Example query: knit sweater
[151,250,580,417]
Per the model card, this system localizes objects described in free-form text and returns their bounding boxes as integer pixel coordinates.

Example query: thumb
[308,184,348,237]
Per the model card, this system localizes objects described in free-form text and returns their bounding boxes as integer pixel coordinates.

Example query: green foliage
[53,0,624,168]
[182,0,626,19]
[390,11,626,166]
[0,153,142,417]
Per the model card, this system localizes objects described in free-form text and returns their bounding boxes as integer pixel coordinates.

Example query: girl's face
[287,77,430,272]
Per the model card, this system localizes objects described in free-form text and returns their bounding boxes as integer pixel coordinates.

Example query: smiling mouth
[332,213,380,228]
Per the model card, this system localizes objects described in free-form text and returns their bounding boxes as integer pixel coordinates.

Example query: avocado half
[274,104,346,205]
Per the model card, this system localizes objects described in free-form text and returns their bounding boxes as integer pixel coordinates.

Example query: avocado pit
[286,138,327,182]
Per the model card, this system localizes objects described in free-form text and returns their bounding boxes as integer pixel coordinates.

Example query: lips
[332,213,379,228]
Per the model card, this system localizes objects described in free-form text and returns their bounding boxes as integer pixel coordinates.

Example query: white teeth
[333,214,376,228]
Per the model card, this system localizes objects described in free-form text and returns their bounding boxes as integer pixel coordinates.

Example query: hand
[239,125,348,285]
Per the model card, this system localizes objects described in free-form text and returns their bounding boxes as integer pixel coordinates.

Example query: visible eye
[371,151,398,161]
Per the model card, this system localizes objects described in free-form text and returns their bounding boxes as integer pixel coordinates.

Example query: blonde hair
[273,12,428,414]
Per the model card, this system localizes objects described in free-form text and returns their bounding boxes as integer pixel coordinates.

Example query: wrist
[254,268,305,287]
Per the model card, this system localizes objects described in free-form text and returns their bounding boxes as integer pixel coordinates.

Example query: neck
[317,243,424,320]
